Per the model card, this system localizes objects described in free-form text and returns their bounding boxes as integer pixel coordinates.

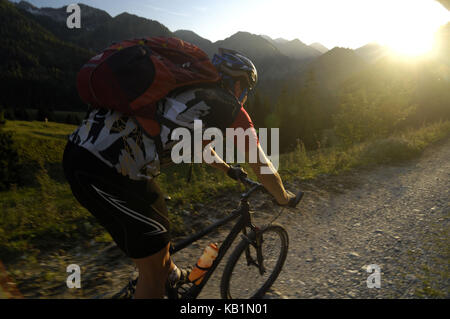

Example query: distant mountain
[213,32,290,79]
[274,38,290,44]
[173,30,215,57]
[259,34,273,42]
[15,1,172,51]
[215,31,281,61]
[304,47,369,92]
[15,2,320,75]
[15,1,110,52]
[173,31,308,81]
[259,35,322,59]
[260,35,288,44]
[78,12,172,51]
[275,39,321,60]
[212,31,319,86]
[0,0,91,110]
[6,0,389,112]
[309,42,328,54]
[355,43,389,63]
[16,1,111,28]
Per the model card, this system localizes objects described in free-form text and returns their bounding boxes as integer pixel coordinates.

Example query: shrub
[361,137,420,165]
[0,130,21,190]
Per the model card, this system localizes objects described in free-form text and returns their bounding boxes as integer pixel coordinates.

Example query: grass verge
[279,120,450,181]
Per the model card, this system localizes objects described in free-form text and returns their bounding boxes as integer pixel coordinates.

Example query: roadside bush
[361,137,420,164]
[0,129,21,190]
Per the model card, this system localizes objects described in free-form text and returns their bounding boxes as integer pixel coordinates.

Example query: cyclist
[63,47,296,299]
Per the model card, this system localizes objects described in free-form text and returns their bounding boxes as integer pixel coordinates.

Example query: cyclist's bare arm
[203,143,293,206]
[247,144,292,205]
[201,142,230,173]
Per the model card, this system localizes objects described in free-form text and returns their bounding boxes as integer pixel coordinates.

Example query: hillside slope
[0,0,91,110]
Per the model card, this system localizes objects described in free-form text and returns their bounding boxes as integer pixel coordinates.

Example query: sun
[385,31,435,57]
[375,0,449,57]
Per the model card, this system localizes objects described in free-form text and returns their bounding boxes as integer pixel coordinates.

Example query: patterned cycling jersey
[68,86,257,181]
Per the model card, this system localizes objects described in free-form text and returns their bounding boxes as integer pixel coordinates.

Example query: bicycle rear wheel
[220,224,289,299]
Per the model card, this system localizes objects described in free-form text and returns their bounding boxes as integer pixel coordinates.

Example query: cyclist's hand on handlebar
[227,165,248,181]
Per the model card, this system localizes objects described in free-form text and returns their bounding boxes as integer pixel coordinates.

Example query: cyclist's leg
[63,142,173,298]
[132,242,172,298]
[132,179,176,299]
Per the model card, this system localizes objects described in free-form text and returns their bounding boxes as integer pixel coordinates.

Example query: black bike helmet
[212,48,258,91]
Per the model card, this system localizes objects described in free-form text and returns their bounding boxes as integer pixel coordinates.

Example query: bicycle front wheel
[220,224,289,299]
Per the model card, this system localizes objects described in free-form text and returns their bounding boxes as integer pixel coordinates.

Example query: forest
[0,0,449,153]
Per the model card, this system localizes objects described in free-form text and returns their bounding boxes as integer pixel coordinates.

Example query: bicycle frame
[112,177,300,300]
[169,188,259,299]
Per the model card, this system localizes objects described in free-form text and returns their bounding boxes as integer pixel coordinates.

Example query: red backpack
[76,37,220,137]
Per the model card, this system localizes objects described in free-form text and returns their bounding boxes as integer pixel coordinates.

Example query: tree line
[247,56,449,152]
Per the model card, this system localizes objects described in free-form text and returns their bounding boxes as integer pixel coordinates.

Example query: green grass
[0,120,241,260]
[0,121,103,258]
[2,120,77,142]
[6,109,86,124]
[1,120,77,186]
[279,120,450,181]
[1,119,450,261]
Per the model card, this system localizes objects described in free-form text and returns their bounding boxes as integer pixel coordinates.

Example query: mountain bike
[112,176,303,299]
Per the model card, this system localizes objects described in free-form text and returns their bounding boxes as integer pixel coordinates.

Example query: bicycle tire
[220,224,289,299]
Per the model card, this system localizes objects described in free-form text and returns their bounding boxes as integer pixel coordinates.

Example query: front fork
[242,217,266,275]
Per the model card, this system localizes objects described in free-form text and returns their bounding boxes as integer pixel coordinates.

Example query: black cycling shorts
[63,141,171,259]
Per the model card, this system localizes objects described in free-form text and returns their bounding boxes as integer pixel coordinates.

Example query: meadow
[1,119,450,261]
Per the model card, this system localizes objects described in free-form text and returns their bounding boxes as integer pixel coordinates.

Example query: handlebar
[240,176,262,188]
[238,176,304,208]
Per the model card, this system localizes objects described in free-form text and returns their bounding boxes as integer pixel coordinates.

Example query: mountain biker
[63,47,296,299]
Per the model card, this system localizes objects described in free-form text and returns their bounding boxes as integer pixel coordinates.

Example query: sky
[11,0,450,53]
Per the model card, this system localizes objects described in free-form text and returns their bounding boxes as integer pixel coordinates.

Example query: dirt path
[9,137,450,299]
[268,139,449,299]
[194,137,450,299]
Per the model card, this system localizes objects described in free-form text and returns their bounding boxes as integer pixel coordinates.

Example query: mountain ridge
[15,1,325,62]
[309,42,328,53]
[0,0,92,110]
[7,0,388,109]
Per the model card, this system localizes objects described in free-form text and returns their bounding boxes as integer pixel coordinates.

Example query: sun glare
[385,30,435,57]
[248,0,448,58]
[376,0,449,57]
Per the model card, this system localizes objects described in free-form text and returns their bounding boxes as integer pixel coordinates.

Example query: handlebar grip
[288,191,304,208]
[240,176,261,187]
